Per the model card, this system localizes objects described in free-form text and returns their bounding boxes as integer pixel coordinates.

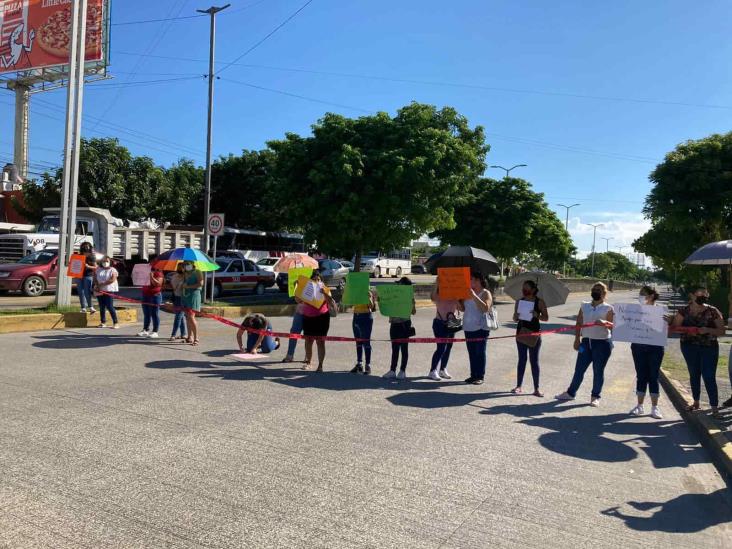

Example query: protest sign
[377,285,414,318]
[288,268,313,297]
[438,267,471,300]
[517,300,535,321]
[131,263,152,287]
[295,275,325,308]
[66,254,86,278]
[612,303,668,347]
[232,353,268,361]
[343,272,371,305]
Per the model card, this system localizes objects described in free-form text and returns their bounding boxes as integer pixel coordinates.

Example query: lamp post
[558,203,580,277]
[586,223,604,278]
[601,237,613,252]
[489,164,527,178]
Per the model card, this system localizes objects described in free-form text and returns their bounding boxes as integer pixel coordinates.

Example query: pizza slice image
[36,3,103,60]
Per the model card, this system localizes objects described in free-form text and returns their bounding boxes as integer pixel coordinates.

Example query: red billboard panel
[0,0,106,76]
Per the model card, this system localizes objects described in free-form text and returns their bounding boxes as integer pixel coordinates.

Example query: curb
[660,367,732,484]
[0,307,137,334]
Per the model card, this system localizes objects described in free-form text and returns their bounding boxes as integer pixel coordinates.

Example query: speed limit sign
[207,213,225,237]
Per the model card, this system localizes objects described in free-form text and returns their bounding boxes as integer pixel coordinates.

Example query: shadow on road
[602,489,732,533]
[32,333,149,349]
[483,401,710,469]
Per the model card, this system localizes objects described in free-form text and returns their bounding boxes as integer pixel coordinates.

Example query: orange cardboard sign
[67,253,86,278]
[437,267,471,300]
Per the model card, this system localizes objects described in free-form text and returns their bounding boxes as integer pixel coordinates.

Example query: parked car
[339,260,355,272]
[208,257,275,298]
[256,257,281,273]
[411,263,428,274]
[276,259,350,292]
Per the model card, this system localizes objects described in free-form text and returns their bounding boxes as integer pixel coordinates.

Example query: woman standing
[383,277,417,380]
[556,282,614,406]
[283,289,305,363]
[351,288,377,375]
[463,272,493,385]
[237,313,280,353]
[169,263,188,342]
[182,261,203,346]
[672,286,725,417]
[429,279,463,381]
[512,280,548,396]
[77,242,97,313]
[629,286,666,419]
[94,255,119,329]
[138,266,164,339]
[301,270,333,372]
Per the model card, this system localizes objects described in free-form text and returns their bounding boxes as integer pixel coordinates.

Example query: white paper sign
[517,300,534,321]
[612,303,668,346]
[131,263,152,287]
[302,280,323,304]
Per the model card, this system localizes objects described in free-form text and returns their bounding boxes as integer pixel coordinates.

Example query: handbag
[439,311,463,334]
[408,326,416,337]
[486,306,499,330]
[517,327,539,348]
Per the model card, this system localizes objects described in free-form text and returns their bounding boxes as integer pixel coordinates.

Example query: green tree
[575,251,642,280]
[269,103,488,264]
[433,177,575,269]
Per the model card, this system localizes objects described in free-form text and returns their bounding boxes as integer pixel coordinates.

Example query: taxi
[208,257,275,298]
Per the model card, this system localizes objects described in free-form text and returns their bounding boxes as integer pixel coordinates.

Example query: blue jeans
[567,338,613,398]
[516,338,542,390]
[631,343,664,397]
[246,323,276,353]
[352,313,373,365]
[286,312,304,357]
[77,276,93,309]
[97,293,117,324]
[390,321,412,371]
[680,342,719,407]
[465,329,489,380]
[171,295,187,338]
[431,318,453,372]
[142,293,162,333]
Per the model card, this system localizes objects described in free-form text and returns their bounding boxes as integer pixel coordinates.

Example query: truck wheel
[254,282,266,296]
[396,267,402,277]
[375,266,382,278]
[23,276,46,297]
[213,283,223,299]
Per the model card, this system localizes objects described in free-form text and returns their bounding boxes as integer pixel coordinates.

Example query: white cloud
[568,212,651,251]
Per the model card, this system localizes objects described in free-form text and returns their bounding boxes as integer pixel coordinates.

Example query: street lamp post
[601,237,613,252]
[557,203,580,278]
[489,164,527,179]
[586,223,604,278]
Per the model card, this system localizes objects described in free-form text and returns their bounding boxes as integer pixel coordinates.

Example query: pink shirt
[301,282,329,317]
[435,299,459,320]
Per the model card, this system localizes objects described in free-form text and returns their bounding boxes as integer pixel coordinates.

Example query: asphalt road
[1,291,730,547]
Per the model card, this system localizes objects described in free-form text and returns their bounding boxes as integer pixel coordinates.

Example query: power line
[83,75,204,89]
[216,0,315,76]
[111,14,205,26]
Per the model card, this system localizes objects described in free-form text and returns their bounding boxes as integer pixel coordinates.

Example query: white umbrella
[684,240,732,323]
[504,271,570,308]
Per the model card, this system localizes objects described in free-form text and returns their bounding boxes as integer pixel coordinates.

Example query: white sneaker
[112,324,120,330]
[651,406,663,419]
[396,370,406,380]
[80,308,87,313]
[137,330,149,337]
[555,391,575,401]
[590,397,601,407]
[88,307,96,314]
[148,332,159,339]
[439,369,452,379]
[97,323,106,328]
[629,405,645,416]
[428,370,441,381]
[382,370,396,379]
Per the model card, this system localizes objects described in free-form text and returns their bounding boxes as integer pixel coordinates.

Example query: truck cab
[0,215,94,263]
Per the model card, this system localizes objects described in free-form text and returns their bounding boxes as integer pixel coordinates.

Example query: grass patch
[662,348,729,384]
[0,305,79,316]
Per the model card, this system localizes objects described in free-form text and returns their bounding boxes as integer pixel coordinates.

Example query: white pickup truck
[0,207,204,265]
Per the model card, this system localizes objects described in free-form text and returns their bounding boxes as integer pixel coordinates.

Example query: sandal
[301,363,311,370]
[533,390,544,398]
[511,387,522,394]
[686,403,700,412]
[192,339,199,346]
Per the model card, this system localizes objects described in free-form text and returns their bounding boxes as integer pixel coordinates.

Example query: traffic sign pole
[210,236,218,303]
[206,213,224,304]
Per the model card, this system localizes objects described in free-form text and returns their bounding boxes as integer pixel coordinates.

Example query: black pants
[390,321,411,371]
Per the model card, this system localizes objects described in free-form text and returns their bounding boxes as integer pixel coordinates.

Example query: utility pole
[586,223,603,278]
[601,236,613,252]
[557,203,580,278]
[490,164,527,179]
[198,4,230,254]
[13,84,30,179]
[56,0,89,307]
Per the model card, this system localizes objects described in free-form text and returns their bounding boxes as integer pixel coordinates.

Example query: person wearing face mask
[556,282,614,406]
[93,256,119,329]
[181,261,204,346]
[628,286,666,419]
[463,272,493,385]
[138,263,164,339]
[77,242,97,313]
[511,280,548,396]
[672,286,725,417]
[168,262,188,342]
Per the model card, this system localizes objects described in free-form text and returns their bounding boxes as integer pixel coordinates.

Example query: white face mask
[185,265,193,272]
[638,295,647,305]
[102,261,110,268]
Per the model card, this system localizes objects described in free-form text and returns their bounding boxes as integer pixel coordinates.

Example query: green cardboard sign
[288,267,313,297]
[343,272,371,305]
[376,285,414,318]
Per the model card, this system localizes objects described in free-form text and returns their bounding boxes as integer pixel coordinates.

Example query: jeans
[352,313,373,365]
[142,293,163,333]
[171,295,187,338]
[286,312,304,357]
[431,318,453,372]
[465,329,489,380]
[516,338,542,390]
[97,293,117,324]
[680,342,719,407]
[390,321,411,371]
[631,343,664,397]
[567,338,613,398]
[77,276,93,309]
[246,325,277,353]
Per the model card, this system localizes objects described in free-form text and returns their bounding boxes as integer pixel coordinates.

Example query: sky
[2,0,732,262]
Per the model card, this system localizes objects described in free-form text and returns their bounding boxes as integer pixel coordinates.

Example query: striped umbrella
[151,248,220,272]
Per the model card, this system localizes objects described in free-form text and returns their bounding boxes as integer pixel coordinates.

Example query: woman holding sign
[463,272,493,385]
[429,278,464,381]
[512,280,548,396]
[77,242,97,313]
[301,270,334,372]
[383,277,417,380]
[94,255,119,329]
[672,286,725,417]
[351,288,377,375]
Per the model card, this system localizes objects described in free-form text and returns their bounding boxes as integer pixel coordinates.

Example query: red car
[0,250,126,297]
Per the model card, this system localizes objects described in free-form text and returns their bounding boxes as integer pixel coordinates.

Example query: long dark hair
[640,285,659,303]
[471,271,487,289]
[523,280,539,296]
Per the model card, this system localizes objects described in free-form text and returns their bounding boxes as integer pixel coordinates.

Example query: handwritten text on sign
[612,303,668,347]
[437,267,471,300]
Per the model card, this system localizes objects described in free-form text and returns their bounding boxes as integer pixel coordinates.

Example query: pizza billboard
[0,0,109,76]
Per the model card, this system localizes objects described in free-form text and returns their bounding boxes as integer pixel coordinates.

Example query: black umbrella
[424,246,500,275]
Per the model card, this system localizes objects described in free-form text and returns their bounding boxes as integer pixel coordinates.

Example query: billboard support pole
[13,84,30,179]
[56,0,89,308]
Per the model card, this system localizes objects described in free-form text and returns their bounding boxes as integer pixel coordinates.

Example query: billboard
[0,0,107,76]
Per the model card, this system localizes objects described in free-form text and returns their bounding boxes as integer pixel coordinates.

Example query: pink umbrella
[275,253,319,272]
